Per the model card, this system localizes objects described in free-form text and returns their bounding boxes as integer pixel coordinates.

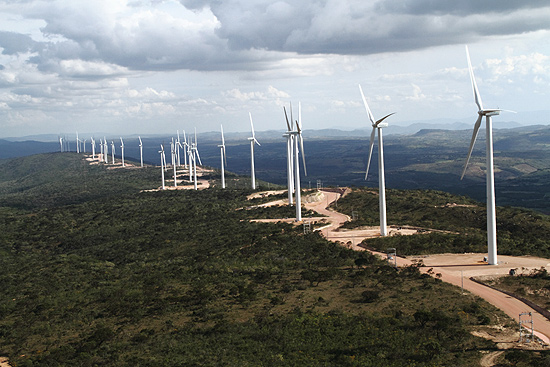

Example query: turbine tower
[182,130,188,168]
[99,138,103,160]
[293,103,307,221]
[120,137,125,167]
[139,137,143,168]
[359,84,395,237]
[283,105,295,205]
[176,130,182,167]
[192,129,202,190]
[91,137,96,159]
[218,124,227,189]
[103,138,108,163]
[248,113,261,190]
[461,46,512,266]
[159,145,166,190]
[111,141,115,164]
[76,132,80,153]
[171,138,178,188]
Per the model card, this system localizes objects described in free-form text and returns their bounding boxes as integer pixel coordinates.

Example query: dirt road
[302,189,550,344]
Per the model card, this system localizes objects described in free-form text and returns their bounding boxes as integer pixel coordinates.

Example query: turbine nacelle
[479,109,501,117]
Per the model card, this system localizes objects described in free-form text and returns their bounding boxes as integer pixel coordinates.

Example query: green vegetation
[336,188,550,257]
[0,153,545,365]
[483,267,550,312]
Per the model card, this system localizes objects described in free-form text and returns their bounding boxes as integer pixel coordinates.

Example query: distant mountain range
[2,123,550,213]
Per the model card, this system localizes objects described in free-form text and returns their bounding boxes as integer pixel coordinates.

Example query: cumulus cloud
[1,0,548,74]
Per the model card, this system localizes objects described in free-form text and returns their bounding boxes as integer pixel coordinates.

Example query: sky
[0,0,549,138]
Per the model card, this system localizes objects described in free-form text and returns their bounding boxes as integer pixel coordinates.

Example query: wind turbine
[218,124,227,189]
[120,137,125,167]
[171,138,178,188]
[248,113,261,190]
[91,137,96,159]
[59,136,63,152]
[83,139,87,153]
[139,136,143,167]
[159,144,166,190]
[187,133,193,182]
[103,138,108,163]
[283,105,295,205]
[76,132,80,153]
[359,84,395,237]
[291,102,307,221]
[99,138,103,160]
[461,46,512,266]
[111,141,115,164]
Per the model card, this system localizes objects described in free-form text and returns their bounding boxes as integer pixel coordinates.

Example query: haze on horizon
[1,0,549,138]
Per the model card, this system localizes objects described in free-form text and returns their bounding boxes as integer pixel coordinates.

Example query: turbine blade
[465,45,484,111]
[196,149,202,165]
[249,112,256,138]
[359,84,376,125]
[284,106,291,131]
[298,101,302,130]
[139,136,142,146]
[290,102,293,129]
[365,127,376,180]
[374,112,395,126]
[221,124,225,146]
[254,138,261,146]
[461,114,483,180]
[300,135,307,176]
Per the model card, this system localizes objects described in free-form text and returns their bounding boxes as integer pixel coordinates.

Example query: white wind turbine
[248,113,261,190]
[218,124,227,189]
[91,137,96,159]
[359,84,395,237]
[103,138,108,163]
[99,138,103,159]
[159,144,166,190]
[187,133,193,182]
[120,137,125,167]
[59,136,63,152]
[289,102,307,221]
[139,136,143,167]
[283,105,295,205]
[171,138,178,188]
[461,46,513,266]
[111,141,115,164]
[76,132,80,153]
[83,139,87,153]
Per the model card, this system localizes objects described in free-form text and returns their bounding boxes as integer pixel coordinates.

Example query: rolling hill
[3,152,544,365]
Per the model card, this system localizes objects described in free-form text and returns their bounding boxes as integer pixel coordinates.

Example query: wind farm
[1,46,550,367]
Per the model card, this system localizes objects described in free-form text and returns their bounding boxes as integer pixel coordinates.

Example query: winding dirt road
[301,189,550,344]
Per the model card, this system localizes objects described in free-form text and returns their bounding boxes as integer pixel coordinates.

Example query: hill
[0,153,533,366]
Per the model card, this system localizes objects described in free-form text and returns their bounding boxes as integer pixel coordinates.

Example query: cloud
[1,0,547,75]
[0,31,37,55]
[180,0,550,57]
